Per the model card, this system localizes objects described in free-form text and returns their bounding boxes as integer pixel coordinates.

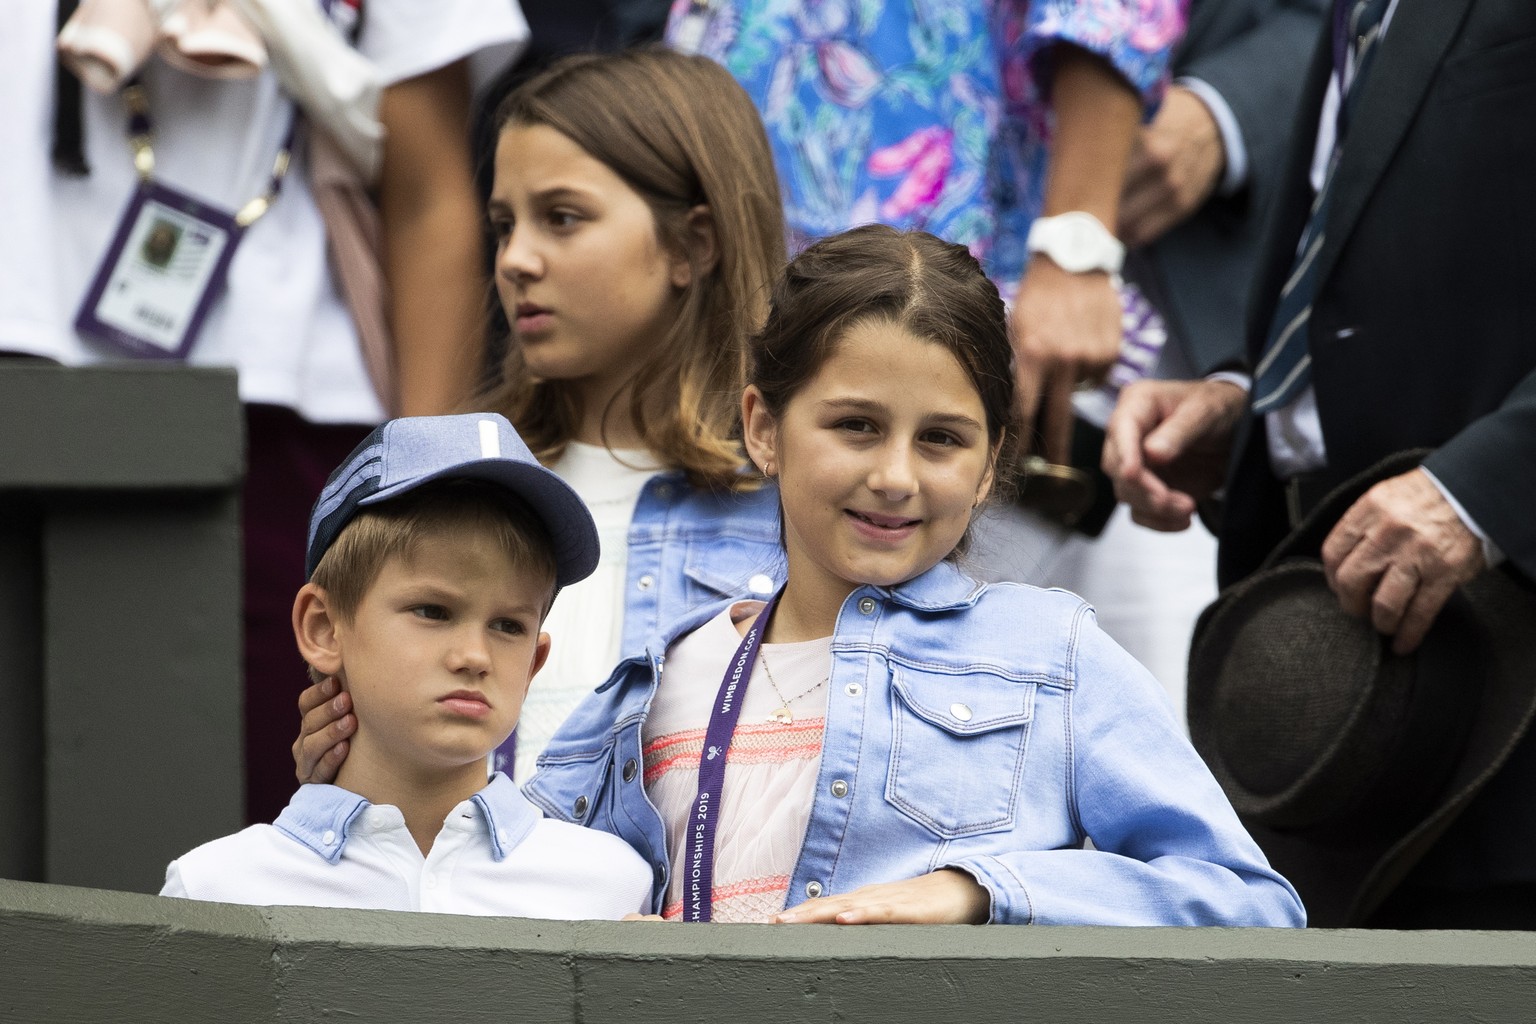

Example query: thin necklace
[760,651,827,725]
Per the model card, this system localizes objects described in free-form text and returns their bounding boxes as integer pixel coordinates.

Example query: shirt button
[830,780,849,798]
[425,874,438,890]
[497,829,510,845]
[858,597,876,615]
[805,880,823,899]
[321,830,337,847]
[623,758,638,783]
[573,795,589,818]
[748,573,775,596]
[844,682,862,697]
[950,703,973,722]
[637,574,655,591]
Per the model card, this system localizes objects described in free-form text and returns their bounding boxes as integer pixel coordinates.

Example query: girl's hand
[621,913,668,922]
[771,868,990,925]
[293,676,354,784]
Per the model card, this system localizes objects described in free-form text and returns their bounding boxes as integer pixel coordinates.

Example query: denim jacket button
[623,758,638,783]
[748,573,775,595]
[806,880,824,898]
[573,796,589,818]
[857,597,876,614]
[950,703,973,722]
[637,574,655,591]
[844,682,862,697]
[654,862,666,882]
[830,779,849,798]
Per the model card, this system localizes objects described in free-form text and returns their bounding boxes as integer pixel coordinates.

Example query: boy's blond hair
[305,481,558,683]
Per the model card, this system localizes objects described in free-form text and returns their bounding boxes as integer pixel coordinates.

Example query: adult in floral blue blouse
[668,0,1186,464]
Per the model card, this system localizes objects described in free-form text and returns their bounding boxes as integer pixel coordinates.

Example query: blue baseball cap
[304,413,599,586]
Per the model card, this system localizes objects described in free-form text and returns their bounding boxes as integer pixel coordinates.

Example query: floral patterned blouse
[668,0,1188,291]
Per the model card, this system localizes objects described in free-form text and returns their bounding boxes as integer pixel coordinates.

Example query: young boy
[162,413,652,918]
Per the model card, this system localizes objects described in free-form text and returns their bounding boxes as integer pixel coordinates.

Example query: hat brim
[1189,449,1536,925]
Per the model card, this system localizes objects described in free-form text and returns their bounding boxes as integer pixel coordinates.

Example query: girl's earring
[761,460,776,478]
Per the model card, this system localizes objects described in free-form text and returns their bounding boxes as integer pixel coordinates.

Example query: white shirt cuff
[1206,370,1252,392]
[1176,76,1247,197]
[1419,466,1504,568]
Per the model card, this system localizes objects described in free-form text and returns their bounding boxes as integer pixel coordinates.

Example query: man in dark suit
[1120,0,1327,382]
[1105,0,1536,924]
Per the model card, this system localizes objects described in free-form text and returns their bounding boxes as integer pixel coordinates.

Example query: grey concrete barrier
[0,364,244,894]
[3,878,1536,1023]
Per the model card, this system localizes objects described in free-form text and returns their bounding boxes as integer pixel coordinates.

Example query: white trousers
[964,502,1219,729]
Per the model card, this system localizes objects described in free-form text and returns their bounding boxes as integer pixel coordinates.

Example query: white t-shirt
[506,442,660,780]
[162,774,651,918]
[1,0,525,424]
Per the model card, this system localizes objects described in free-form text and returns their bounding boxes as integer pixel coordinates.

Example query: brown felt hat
[1188,450,1536,926]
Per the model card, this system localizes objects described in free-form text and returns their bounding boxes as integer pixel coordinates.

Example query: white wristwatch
[1025,212,1125,275]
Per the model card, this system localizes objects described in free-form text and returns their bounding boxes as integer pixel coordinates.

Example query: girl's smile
[744,317,997,637]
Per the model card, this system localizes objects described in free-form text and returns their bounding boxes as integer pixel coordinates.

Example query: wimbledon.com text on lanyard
[684,589,783,922]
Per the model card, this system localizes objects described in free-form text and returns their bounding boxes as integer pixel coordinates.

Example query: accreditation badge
[74,180,244,360]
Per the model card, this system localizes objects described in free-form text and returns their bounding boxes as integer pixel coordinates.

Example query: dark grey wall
[0,364,244,894]
[3,879,1536,1023]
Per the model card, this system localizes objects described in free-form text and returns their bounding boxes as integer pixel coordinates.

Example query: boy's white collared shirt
[162,773,651,919]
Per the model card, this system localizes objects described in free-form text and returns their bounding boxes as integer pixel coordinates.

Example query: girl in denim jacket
[296,51,786,781]
[525,226,1305,927]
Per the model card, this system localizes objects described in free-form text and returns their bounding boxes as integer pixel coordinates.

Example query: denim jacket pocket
[526,744,613,826]
[682,537,782,604]
[885,664,1034,838]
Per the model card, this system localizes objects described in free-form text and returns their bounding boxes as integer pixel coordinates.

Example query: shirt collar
[274,773,540,864]
[274,784,372,864]
[870,559,984,612]
[470,772,540,860]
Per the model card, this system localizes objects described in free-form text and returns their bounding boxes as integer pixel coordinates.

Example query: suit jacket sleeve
[1423,368,1536,580]
[1178,0,1328,199]
[1161,0,1327,376]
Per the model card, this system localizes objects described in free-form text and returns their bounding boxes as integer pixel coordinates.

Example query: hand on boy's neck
[334,745,492,857]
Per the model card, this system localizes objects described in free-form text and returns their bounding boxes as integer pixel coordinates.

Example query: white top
[505,442,660,780]
[644,602,830,922]
[1,1,525,424]
[162,774,651,919]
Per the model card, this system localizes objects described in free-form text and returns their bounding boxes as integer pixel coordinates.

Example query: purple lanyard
[682,590,781,922]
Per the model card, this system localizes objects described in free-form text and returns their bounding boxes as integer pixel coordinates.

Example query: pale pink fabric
[58,0,265,94]
[644,602,830,922]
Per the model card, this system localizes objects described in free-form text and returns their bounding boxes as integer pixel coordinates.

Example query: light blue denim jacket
[617,473,783,657]
[525,560,1306,927]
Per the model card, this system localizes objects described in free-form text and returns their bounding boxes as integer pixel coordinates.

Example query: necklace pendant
[769,706,794,725]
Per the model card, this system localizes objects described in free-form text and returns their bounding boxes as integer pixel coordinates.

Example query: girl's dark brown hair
[749,225,1018,495]
[478,49,786,490]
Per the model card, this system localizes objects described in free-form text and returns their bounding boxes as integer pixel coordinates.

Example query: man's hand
[294,676,354,785]
[1102,377,1246,530]
[772,868,990,925]
[1119,86,1226,249]
[1322,469,1486,655]
[1011,256,1122,464]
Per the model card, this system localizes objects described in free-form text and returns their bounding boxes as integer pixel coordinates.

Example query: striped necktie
[1251,0,1392,416]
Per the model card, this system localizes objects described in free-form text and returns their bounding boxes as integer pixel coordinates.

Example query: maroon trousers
[241,404,370,825]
